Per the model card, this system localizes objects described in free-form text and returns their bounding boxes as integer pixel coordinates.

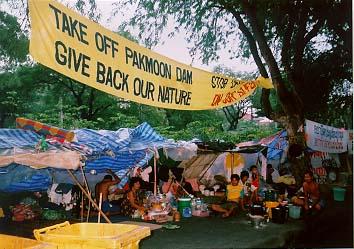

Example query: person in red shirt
[250,165,260,203]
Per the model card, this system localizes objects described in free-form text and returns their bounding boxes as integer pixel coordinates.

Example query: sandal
[222,212,230,218]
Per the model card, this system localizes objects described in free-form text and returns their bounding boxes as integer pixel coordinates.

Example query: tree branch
[293,3,308,80]
[230,10,269,78]
[87,88,95,119]
[92,103,112,117]
[240,0,305,120]
[304,19,324,45]
[281,10,295,85]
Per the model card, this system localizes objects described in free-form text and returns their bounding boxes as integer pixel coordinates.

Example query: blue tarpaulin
[0,164,51,192]
[0,122,181,192]
[266,130,288,160]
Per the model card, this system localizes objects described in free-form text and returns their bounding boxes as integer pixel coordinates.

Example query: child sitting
[250,165,260,203]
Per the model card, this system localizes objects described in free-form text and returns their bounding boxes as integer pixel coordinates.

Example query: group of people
[95,165,324,218]
[95,169,145,216]
[210,165,324,218]
[210,165,260,218]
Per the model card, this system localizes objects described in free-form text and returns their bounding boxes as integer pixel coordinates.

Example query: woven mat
[118,221,162,230]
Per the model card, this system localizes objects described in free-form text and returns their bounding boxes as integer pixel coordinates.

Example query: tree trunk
[238,0,310,182]
[0,113,6,128]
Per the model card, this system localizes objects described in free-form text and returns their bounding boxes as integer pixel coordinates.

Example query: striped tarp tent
[0,122,191,191]
[73,122,178,173]
[73,122,167,155]
[0,129,41,151]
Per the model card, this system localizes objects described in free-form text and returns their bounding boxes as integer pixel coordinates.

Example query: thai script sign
[305,119,348,153]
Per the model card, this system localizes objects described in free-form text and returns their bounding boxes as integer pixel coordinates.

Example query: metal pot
[249,214,264,229]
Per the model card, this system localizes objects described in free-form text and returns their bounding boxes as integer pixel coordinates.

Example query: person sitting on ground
[250,165,261,203]
[238,171,250,211]
[210,174,243,218]
[266,164,280,185]
[95,169,122,214]
[120,177,147,217]
[293,170,324,212]
[273,168,297,201]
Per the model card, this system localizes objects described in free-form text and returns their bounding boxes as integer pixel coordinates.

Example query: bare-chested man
[295,170,324,211]
[95,169,123,213]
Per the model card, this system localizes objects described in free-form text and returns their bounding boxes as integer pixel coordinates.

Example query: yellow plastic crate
[0,234,57,249]
[33,221,151,249]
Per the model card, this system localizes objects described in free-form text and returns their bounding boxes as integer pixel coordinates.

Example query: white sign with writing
[305,119,348,153]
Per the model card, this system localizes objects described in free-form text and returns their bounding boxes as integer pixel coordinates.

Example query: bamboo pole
[98,193,102,223]
[79,164,91,222]
[154,153,157,196]
[80,194,84,221]
[86,191,91,222]
[79,164,90,193]
[66,170,111,223]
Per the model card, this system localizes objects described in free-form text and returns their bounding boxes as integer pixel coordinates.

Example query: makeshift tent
[16,117,75,142]
[236,130,288,170]
[0,129,80,170]
[180,150,267,187]
[0,122,197,192]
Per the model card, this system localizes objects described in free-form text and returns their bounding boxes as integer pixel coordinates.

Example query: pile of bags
[11,204,38,221]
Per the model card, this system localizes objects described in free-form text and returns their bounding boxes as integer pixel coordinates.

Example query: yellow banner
[29,0,273,110]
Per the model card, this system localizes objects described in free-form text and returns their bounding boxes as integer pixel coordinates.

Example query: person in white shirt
[266,164,280,184]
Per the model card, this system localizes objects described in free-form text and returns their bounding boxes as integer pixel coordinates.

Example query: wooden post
[231,153,234,174]
[66,170,111,223]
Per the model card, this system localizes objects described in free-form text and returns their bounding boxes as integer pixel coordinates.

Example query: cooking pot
[250,202,265,216]
[271,206,287,224]
[249,214,264,229]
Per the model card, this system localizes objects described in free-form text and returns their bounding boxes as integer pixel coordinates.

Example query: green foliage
[156,119,279,144]
[114,0,352,130]
[0,1,350,151]
[0,10,28,67]
[251,88,282,117]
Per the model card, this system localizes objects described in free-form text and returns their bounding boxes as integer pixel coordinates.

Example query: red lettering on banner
[223,91,237,104]
[211,94,223,106]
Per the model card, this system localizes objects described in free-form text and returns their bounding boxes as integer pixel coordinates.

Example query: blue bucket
[333,187,346,201]
[289,205,301,219]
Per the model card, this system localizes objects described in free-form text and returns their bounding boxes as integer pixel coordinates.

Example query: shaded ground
[138,214,303,249]
[289,184,353,248]
[0,184,352,248]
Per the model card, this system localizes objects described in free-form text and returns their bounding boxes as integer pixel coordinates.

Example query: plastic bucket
[265,201,279,219]
[333,187,346,201]
[289,205,301,219]
[271,207,286,224]
[178,198,191,217]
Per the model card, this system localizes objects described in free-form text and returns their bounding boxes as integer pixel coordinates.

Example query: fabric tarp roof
[73,122,195,173]
[236,130,288,161]
[0,129,80,170]
[180,151,268,185]
[0,122,197,192]
[179,153,221,179]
